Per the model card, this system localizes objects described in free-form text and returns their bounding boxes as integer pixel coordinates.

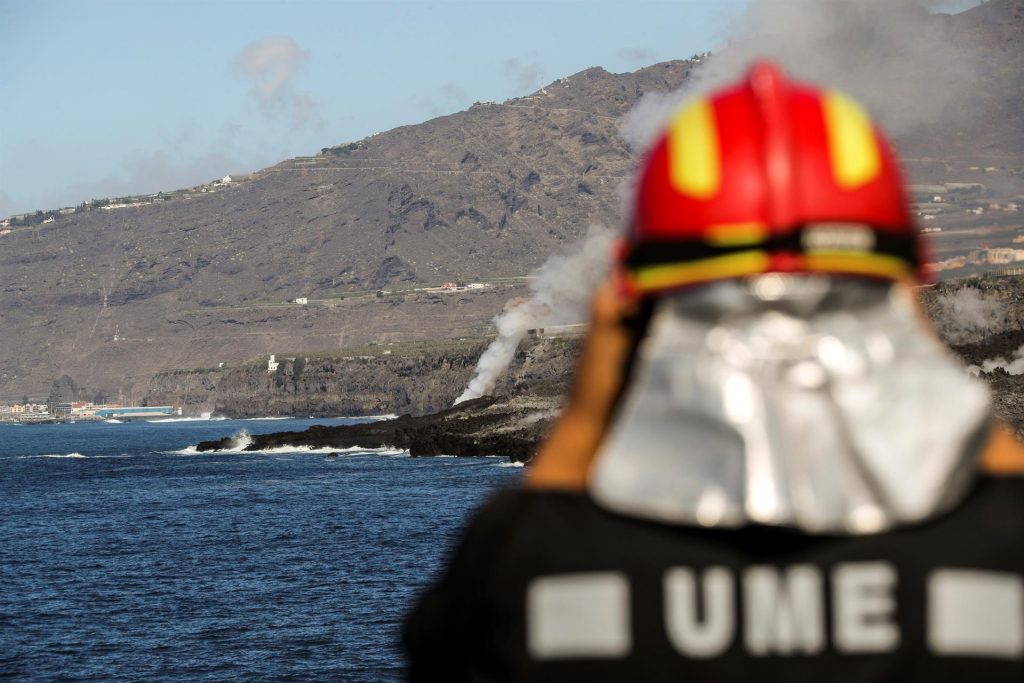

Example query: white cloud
[232,36,322,130]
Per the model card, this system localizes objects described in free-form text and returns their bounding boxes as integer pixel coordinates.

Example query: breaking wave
[166,438,409,457]
[225,430,253,451]
[322,445,409,457]
[149,412,230,422]
[239,444,409,456]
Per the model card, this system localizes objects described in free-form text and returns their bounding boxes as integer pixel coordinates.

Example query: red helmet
[620,61,925,295]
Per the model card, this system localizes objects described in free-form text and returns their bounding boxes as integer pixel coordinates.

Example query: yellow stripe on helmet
[822,91,882,189]
[631,251,770,292]
[628,251,913,294]
[802,251,913,280]
[668,99,721,199]
[705,222,770,247]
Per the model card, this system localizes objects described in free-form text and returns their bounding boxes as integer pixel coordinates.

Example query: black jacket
[404,476,1024,682]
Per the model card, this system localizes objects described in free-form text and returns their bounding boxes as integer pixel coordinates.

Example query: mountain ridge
[1,3,1022,401]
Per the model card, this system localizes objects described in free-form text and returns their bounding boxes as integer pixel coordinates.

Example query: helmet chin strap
[589,280,992,535]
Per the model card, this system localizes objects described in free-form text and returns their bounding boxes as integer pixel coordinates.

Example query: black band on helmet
[624,224,920,271]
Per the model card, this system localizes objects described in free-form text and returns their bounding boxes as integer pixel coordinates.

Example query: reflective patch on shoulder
[527,572,632,660]
[928,569,1024,659]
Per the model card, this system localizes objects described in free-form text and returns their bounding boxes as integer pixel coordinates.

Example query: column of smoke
[931,287,1010,345]
[454,226,615,405]
[621,0,991,157]
[927,286,1022,375]
[458,0,999,405]
[617,1,1016,360]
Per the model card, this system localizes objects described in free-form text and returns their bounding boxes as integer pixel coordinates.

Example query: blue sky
[0,0,752,217]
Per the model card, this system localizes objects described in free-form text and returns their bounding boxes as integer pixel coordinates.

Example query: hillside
[1,1,1022,402]
[0,60,695,400]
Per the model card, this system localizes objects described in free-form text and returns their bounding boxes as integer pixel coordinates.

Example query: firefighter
[404,62,1024,681]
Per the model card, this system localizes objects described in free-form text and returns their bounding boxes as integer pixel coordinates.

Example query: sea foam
[167,439,409,457]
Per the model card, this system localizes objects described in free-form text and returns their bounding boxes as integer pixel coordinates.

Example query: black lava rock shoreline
[194,325,1024,461]
[195,395,562,463]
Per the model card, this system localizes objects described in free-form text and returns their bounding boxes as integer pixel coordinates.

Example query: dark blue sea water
[0,418,521,681]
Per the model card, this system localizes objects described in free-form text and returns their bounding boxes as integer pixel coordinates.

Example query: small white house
[267,354,279,373]
[295,297,308,305]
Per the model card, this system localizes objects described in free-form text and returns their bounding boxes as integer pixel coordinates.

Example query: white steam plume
[967,344,1024,377]
[454,227,616,404]
[931,287,1009,345]
[621,0,992,155]
[460,1,1001,405]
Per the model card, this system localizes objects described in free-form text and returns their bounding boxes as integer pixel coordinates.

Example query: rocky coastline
[194,278,1024,460]
[194,394,562,462]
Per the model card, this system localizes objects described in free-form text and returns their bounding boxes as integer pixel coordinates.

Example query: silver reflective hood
[589,276,991,535]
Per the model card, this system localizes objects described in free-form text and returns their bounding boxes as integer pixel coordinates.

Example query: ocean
[0,418,521,681]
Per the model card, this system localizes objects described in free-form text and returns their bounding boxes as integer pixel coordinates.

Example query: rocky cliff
[0,60,691,402]
[144,335,580,418]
